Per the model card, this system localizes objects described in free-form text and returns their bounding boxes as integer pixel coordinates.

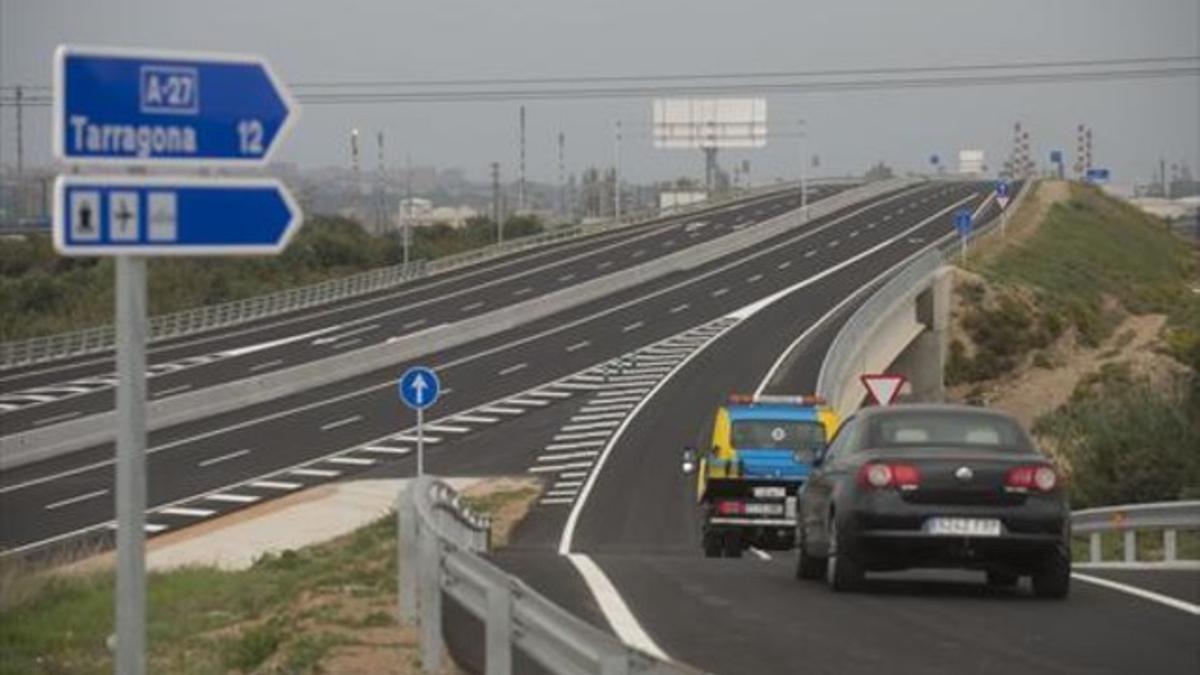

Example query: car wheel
[722,531,743,558]
[986,569,1020,588]
[1032,546,1071,599]
[825,517,864,592]
[795,526,826,581]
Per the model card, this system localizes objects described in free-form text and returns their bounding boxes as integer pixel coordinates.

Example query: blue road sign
[954,208,973,237]
[996,180,1010,198]
[53,175,301,256]
[930,154,940,166]
[1086,168,1111,183]
[54,45,297,166]
[399,367,440,411]
[1050,150,1063,164]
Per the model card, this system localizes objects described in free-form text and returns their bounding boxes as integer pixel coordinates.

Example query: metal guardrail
[0,179,829,370]
[1072,500,1200,564]
[398,476,698,675]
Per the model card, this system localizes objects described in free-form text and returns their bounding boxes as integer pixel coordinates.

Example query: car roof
[727,404,820,423]
[854,403,1017,422]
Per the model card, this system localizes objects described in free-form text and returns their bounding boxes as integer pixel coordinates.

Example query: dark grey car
[795,404,1070,598]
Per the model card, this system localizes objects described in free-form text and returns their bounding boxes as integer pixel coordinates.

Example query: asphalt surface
[2,180,941,554]
[487,177,1199,674]
[0,184,844,432]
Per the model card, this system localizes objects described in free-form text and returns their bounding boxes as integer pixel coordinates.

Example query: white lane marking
[596,261,613,270]
[554,481,584,490]
[570,412,628,422]
[578,403,635,415]
[711,287,729,297]
[587,395,642,405]
[849,230,859,238]
[561,420,621,432]
[553,431,612,442]
[392,432,442,444]
[499,363,528,376]
[362,445,411,455]
[144,524,169,533]
[206,493,260,504]
[827,239,839,248]
[547,489,580,498]
[327,456,376,466]
[540,497,576,505]
[527,389,573,400]
[45,489,108,511]
[250,480,302,490]
[748,547,772,561]
[631,249,645,258]
[423,423,471,434]
[403,318,428,330]
[883,214,892,220]
[154,383,193,398]
[567,554,669,659]
[1072,572,1200,616]
[460,300,485,313]
[198,448,251,468]
[662,239,675,247]
[566,340,591,352]
[538,450,601,462]
[33,410,83,427]
[290,468,340,478]
[529,461,595,473]
[452,414,500,424]
[558,273,576,282]
[560,471,589,480]
[547,439,607,451]
[478,405,524,415]
[867,222,876,229]
[506,397,550,407]
[669,303,690,315]
[747,274,764,283]
[513,286,534,296]
[622,321,644,332]
[219,324,343,359]
[331,338,363,350]
[313,323,380,345]
[249,358,284,373]
[320,415,363,431]
[159,506,216,518]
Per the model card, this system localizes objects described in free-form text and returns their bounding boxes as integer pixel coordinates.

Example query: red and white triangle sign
[996,195,1011,210]
[861,373,906,406]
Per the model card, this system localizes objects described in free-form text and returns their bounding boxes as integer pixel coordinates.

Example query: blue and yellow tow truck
[683,394,839,558]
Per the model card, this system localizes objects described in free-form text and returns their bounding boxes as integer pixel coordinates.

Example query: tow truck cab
[688,394,839,558]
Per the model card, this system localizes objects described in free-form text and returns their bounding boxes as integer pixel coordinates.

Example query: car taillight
[716,500,744,515]
[857,462,920,490]
[1005,465,1058,493]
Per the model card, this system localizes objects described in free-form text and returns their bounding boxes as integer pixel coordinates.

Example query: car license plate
[743,502,784,516]
[753,486,786,499]
[925,517,1002,537]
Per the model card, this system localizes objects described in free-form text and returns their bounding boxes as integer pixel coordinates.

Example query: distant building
[958,150,985,175]
[398,198,478,229]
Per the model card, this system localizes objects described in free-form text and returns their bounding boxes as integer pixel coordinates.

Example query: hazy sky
[2,0,1197,185]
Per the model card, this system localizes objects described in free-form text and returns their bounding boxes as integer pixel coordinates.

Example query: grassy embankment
[0,214,544,342]
[0,485,538,675]
[947,182,1200,504]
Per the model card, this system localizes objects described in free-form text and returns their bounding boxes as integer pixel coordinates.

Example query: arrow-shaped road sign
[54,45,297,166]
[53,175,302,256]
[861,373,906,406]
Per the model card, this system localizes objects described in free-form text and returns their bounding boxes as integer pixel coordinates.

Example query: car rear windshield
[731,420,826,453]
[866,411,1032,451]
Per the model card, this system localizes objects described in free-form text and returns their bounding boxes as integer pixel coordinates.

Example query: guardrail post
[1163,529,1177,562]
[418,531,444,673]
[1123,530,1137,563]
[485,583,513,675]
[1089,533,1102,563]
[398,484,418,624]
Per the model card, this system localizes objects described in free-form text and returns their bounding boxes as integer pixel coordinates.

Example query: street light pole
[798,118,808,221]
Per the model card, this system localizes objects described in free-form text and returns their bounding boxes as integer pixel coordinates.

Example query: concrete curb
[1,178,917,471]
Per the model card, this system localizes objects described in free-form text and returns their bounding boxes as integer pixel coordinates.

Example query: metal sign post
[399,366,441,477]
[52,44,299,675]
[995,180,1010,236]
[954,208,973,262]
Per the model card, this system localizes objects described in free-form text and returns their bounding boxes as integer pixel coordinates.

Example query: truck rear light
[715,500,744,515]
[857,462,921,490]
[1005,465,1058,493]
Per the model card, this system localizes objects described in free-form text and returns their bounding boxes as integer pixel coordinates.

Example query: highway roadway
[1,179,974,557]
[0,183,844,433]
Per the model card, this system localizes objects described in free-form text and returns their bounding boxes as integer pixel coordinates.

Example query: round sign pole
[416,407,424,477]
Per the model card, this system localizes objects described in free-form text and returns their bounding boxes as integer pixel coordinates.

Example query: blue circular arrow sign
[398,366,440,410]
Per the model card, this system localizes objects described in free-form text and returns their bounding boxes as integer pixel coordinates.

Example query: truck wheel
[825,518,864,592]
[722,532,744,558]
[795,528,826,580]
[1032,546,1071,599]
[702,530,723,558]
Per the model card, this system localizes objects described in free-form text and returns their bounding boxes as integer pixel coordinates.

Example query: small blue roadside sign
[954,208,973,237]
[1050,150,1063,164]
[53,175,301,256]
[399,367,440,411]
[53,45,297,166]
[996,180,1009,198]
[1086,168,1111,184]
[930,154,940,166]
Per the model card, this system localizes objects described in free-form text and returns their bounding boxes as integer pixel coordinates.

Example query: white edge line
[566,554,670,660]
[1071,572,1200,616]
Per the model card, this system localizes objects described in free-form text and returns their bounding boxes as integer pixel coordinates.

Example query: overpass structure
[2,176,1196,675]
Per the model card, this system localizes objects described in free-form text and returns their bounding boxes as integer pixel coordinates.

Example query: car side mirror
[681,447,696,474]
